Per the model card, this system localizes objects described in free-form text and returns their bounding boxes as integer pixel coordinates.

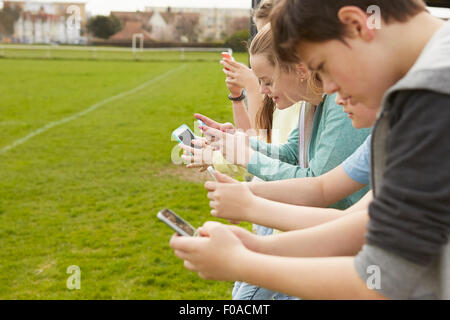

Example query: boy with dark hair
[169,0,450,299]
[270,0,450,299]
[271,0,427,62]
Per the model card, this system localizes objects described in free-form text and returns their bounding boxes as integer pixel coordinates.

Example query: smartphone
[157,208,197,237]
[207,166,217,181]
[197,119,206,128]
[221,51,234,71]
[221,51,234,61]
[172,124,201,152]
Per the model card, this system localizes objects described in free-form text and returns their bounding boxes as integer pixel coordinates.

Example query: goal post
[132,33,144,55]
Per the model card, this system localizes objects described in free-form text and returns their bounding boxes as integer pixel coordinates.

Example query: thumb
[214,171,238,184]
[201,221,224,236]
[220,122,235,134]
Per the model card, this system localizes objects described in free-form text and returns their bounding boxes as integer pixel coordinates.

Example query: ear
[295,63,309,79]
[337,6,376,42]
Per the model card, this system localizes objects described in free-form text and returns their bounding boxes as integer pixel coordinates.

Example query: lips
[343,108,354,118]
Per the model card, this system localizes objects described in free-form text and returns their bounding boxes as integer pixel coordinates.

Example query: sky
[0,1,252,15]
[88,0,252,15]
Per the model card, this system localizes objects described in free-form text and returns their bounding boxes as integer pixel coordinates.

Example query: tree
[225,29,250,52]
[87,15,122,40]
[174,14,200,43]
[0,6,21,36]
[229,17,250,36]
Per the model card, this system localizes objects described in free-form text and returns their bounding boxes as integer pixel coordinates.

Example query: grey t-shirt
[355,20,450,300]
[354,91,450,299]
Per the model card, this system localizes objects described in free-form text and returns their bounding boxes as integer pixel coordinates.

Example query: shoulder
[387,90,450,133]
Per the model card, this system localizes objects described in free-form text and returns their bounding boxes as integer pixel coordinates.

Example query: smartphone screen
[177,128,201,150]
[158,209,197,237]
[178,128,194,146]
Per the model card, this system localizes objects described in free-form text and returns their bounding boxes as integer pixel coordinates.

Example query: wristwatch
[228,90,246,101]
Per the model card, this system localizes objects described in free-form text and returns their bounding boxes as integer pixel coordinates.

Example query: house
[4,0,87,44]
[112,7,249,43]
[145,6,251,42]
[109,21,153,42]
[111,11,177,42]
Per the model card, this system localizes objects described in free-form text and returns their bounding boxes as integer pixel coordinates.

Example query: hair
[252,0,275,24]
[249,24,323,140]
[249,23,292,143]
[255,95,276,143]
[251,1,277,142]
[271,0,427,63]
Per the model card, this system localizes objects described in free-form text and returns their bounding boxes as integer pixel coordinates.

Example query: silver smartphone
[207,166,217,181]
[157,208,197,237]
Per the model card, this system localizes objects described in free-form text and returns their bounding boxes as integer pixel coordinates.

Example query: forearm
[344,191,373,213]
[249,177,327,207]
[247,196,347,231]
[255,210,369,258]
[245,87,263,130]
[232,100,253,133]
[237,252,386,299]
[249,166,365,207]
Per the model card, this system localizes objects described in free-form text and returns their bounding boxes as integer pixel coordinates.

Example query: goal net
[0,43,234,62]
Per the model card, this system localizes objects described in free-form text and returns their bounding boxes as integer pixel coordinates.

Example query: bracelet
[228,90,246,101]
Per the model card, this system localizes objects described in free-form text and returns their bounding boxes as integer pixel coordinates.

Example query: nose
[335,93,346,106]
[259,83,271,95]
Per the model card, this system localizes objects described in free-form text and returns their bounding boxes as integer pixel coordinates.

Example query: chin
[351,120,364,129]
[276,104,289,110]
[352,120,372,130]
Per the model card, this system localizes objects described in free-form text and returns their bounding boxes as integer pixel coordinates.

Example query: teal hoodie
[247,93,370,210]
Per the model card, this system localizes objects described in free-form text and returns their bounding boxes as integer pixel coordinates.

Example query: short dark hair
[271,0,427,62]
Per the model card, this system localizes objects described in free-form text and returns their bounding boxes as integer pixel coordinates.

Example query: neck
[391,12,445,79]
[308,93,324,106]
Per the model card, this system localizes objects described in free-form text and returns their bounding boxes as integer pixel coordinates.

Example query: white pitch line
[0,64,186,155]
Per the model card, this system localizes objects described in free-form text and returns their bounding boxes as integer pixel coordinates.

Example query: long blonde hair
[249,24,322,142]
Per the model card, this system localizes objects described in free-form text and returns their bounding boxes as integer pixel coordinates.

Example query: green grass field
[0,51,250,299]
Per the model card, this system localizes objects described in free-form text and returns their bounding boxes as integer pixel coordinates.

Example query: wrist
[243,188,257,222]
[230,246,254,282]
[230,89,243,98]
[228,90,246,102]
[239,146,254,168]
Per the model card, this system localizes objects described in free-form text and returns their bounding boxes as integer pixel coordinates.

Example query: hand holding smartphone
[172,124,202,156]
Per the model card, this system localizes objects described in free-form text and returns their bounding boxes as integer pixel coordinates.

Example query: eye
[315,73,322,82]
[317,63,324,72]
[314,63,325,82]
